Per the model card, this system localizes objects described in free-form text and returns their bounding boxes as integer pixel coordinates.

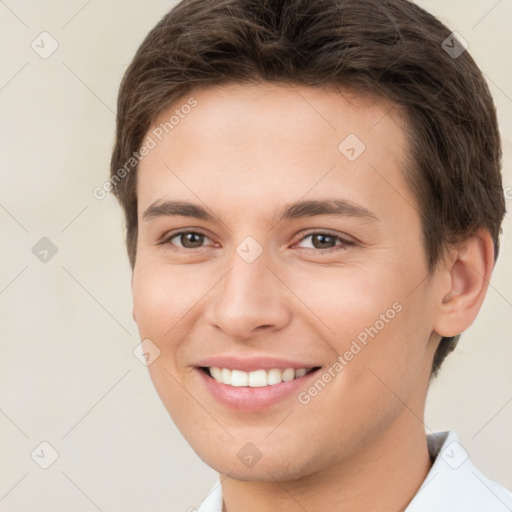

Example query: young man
[109,0,511,510]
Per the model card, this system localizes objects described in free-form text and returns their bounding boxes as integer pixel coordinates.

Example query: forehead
[137,83,414,224]
[151,82,407,149]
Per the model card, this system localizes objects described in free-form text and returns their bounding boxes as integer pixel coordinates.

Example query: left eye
[295,232,353,250]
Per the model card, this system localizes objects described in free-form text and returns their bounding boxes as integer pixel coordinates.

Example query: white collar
[406,431,512,511]
[197,431,512,512]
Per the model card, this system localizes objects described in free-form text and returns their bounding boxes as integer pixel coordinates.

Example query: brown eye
[164,230,214,249]
[310,234,337,249]
[178,232,205,248]
[295,232,355,252]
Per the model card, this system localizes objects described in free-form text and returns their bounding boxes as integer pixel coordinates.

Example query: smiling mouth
[200,366,321,387]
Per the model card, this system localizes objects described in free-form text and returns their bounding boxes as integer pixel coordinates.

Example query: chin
[195,445,316,482]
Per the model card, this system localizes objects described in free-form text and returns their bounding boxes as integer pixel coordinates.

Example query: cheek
[131,266,197,417]
[132,262,199,337]
[286,263,403,343]
[286,259,432,389]
[132,271,170,337]
[131,264,192,381]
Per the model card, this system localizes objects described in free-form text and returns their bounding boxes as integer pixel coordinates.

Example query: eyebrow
[142,199,379,223]
[274,199,378,223]
[143,200,215,222]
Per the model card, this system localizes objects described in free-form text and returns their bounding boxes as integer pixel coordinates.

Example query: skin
[132,83,494,511]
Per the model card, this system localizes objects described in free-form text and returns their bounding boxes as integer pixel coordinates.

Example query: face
[132,83,441,480]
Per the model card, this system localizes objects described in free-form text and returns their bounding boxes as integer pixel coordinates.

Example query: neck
[221,413,433,512]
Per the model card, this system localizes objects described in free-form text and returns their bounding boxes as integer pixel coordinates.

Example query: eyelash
[159,229,356,254]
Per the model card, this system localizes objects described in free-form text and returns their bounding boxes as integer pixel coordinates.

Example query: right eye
[161,230,216,250]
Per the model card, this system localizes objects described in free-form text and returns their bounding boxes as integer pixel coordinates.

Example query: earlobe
[434,230,495,338]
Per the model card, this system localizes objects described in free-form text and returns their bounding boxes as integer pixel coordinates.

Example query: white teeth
[221,368,231,385]
[230,369,248,387]
[282,368,295,382]
[210,367,222,381]
[208,367,312,387]
[267,368,282,385]
[248,369,267,387]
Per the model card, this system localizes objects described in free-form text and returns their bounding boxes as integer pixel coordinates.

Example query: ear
[434,229,495,338]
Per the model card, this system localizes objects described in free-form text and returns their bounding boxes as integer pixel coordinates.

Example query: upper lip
[195,356,321,372]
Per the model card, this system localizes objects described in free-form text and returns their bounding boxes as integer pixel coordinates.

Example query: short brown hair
[110,0,506,375]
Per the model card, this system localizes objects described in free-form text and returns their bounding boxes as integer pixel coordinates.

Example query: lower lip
[197,368,321,412]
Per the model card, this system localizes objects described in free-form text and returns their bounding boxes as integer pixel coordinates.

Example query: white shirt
[197,431,512,511]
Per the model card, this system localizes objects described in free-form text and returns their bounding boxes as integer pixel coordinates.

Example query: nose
[205,252,292,341]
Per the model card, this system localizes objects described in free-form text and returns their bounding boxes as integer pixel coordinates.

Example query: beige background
[0,1,511,510]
